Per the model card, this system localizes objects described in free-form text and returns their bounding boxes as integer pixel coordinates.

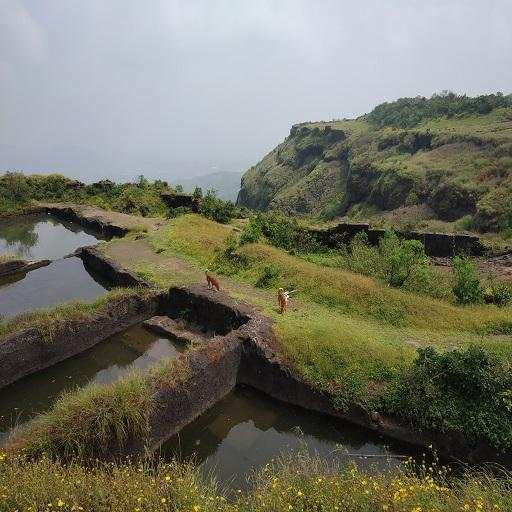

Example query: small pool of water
[0,257,108,317]
[0,213,108,318]
[0,213,101,260]
[0,325,186,435]
[160,386,413,491]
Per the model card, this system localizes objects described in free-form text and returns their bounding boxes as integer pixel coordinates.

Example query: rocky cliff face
[237,106,512,232]
[237,125,348,215]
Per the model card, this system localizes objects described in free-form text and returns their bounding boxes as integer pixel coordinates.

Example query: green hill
[237,92,512,233]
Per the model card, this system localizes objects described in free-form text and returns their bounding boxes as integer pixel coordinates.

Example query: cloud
[0,0,511,180]
[0,0,47,64]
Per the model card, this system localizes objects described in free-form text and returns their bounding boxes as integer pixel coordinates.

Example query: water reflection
[0,214,108,318]
[0,257,107,318]
[160,386,412,490]
[0,326,186,434]
[0,213,102,260]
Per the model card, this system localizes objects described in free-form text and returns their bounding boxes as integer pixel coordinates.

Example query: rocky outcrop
[0,258,51,278]
[237,109,512,232]
[160,192,200,212]
[308,222,486,257]
[237,125,348,214]
[78,245,151,288]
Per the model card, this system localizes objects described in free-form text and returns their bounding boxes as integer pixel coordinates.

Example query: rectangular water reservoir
[0,213,108,318]
[0,325,186,438]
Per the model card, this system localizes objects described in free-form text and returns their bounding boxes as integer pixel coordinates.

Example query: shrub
[378,231,430,288]
[255,264,280,288]
[198,190,237,224]
[239,216,263,245]
[213,233,250,275]
[366,91,512,128]
[384,345,512,450]
[483,281,512,307]
[337,230,444,296]
[452,255,484,305]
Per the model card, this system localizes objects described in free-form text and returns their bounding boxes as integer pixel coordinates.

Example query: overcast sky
[1,0,511,182]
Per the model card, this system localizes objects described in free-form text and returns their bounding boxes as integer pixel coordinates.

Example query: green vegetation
[0,172,171,217]
[0,287,154,341]
[385,345,512,450]
[131,213,512,449]
[1,452,511,511]
[237,92,512,234]
[18,373,152,459]
[452,256,484,305]
[198,189,238,224]
[365,91,512,128]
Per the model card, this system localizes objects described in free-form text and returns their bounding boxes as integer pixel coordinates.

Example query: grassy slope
[118,214,512,409]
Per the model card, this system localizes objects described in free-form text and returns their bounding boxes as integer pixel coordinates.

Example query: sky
[1,0,512,183]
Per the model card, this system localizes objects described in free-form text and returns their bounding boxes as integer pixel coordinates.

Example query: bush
[213,233,250,275]
[337,230,444,296]
[384,345,512,449]
[244,211,322,253]
[239,216,263,245]
[452,255,484,305]
[255,264,280,288]
[366,91,512,128]
[483,281,512,307]
[198,190,237,224]
[379,231,429,288]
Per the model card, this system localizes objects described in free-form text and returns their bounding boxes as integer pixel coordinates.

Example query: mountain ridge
[237,93,512,233]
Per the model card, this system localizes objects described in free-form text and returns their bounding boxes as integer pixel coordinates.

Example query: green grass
[147,215,512,335]
[7,345,200,459]
[136,214,512,447]
[13,372,152,459]
[0,287,155,341]
[1,451,511,511]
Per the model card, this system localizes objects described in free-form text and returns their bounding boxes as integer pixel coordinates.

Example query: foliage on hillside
[237,92,512,234]
[365,91,512,128]
[0,172,172,217]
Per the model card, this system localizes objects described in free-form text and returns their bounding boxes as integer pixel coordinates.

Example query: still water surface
[0,214,107,318]
[0,213,100,260]
[161,386,412,490]
[0,325,186,435]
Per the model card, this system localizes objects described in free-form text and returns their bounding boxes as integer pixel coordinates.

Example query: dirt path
[40,203,165,233]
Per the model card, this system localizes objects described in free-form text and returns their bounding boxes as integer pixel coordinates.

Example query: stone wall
[161,285,252,335]
[79,245,151,288]
[0,292,161,389]
[160,193,200,212]
[0,259,50,278]
[148,335,243,450]
[43,205,128,237]
[310,222,486,257]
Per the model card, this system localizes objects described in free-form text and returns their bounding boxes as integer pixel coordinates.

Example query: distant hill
[237,92,512,232]
[176,171,243,202]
